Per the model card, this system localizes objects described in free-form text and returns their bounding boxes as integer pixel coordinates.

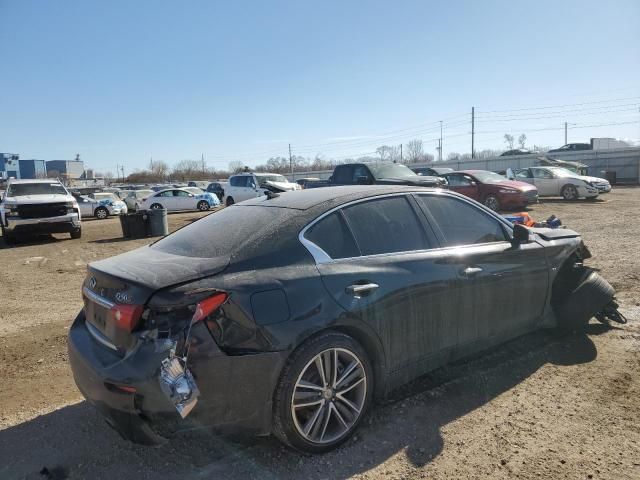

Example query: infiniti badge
[89,277,97,289]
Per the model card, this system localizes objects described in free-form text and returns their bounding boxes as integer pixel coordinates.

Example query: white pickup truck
[0,179,82,244]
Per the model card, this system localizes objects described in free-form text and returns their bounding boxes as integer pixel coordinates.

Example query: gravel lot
[1,189,639,480]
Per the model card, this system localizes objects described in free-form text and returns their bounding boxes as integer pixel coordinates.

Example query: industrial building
[45,160,85,180]
[0,154,46,180]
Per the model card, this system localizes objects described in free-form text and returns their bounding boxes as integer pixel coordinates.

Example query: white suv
[0,179,81,244]
[224,173,300,206]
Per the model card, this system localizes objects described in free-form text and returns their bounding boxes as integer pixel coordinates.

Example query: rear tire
[70,228,82,239]
[150,203,164,210]
[95,207,109,219]
[226,197,235,206]
[483,195,500,211]
[561,184,578,200]
[197,200,210,211]
[554,270,615,333]
[272,331,373,453]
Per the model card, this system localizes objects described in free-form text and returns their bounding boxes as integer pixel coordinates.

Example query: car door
[414,193,549,352]
[173,189,194,210]
[514,168,535,185]
[444,174,480,200]
[531,168,559,196]
[153,190,176,210]
[76,196,94,216]
[302,194,460,379]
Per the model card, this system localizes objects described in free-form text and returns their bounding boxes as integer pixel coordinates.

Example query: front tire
[561,184,578,200]
[273,332,373,453]
[226,197,235,207]
[150,203,164,210]
[94,207,109,219]
[483,195,500,211]
[70,228,82,239]
[197,200,210,211]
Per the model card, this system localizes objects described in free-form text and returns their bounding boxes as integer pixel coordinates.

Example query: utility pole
[564,122,568,144]
[400,143,403,163]
[436,139,442,162]
[439,120,443,162]
[288,143,293,180]
[201,153,205,175]
[150,157,153,170]
[116,164,119,182]
[471,107,475,159]
[120,165,125,182]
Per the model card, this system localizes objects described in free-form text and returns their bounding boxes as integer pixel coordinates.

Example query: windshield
[470,171,507,184]
[367,163,417,179]
[6,182,68,197]
[549,167,579,177]
[93,193,119,202]
[256,174,288,185]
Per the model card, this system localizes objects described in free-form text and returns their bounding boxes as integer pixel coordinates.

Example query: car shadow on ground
[0,233,63,250]
[538,197,606,205]
[0,327,601,480]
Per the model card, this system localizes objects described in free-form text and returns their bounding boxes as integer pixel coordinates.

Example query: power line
[477,96,640,114]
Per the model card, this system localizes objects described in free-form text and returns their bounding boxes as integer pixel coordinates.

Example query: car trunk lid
[82,246,230,352]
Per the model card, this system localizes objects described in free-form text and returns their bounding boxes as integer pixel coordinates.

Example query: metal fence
[287,147,640,184]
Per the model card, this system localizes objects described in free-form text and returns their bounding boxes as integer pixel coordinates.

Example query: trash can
[120,212,148,239]
[146,208,169,237]
[604,170,617,185]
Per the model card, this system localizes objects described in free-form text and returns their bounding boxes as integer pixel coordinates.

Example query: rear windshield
[7,182,68,196]
[151,205,292,258]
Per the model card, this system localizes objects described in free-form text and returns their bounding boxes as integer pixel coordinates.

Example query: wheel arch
[282,321,388,401]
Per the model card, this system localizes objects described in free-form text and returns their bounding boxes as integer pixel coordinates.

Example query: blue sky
[1,0,639,174]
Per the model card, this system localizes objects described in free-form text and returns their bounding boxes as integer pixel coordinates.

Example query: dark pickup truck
[305,162,446,188]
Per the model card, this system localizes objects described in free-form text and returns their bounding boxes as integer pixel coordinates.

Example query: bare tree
[518,134,527,149]
[504,134,515,149]
[228,161,244,174]
[405,139,424,163]
[447,152,461,161]
[376,145,392,161]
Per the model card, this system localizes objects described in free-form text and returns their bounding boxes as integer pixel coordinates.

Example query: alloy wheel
[484,195,500,211]
[562,185,577,200]
[291,348,367,444]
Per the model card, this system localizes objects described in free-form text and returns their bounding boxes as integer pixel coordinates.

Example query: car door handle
[345,283,379,297]
[462,267,483,276]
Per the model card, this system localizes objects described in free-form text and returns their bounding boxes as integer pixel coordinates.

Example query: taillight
[192,292,228,323]
[110,303,144,331]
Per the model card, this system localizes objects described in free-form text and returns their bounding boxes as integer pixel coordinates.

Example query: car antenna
[265,191,280,200]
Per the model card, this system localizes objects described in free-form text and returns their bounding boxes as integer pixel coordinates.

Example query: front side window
[174,190,191,197]
[304,212,359,259]
[342,196,431,256]
[532,168,553,179]
[415,194,508,247]
[516,169,532,179]
[446,174,473,187]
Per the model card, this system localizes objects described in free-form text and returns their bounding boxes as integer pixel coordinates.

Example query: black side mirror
[512,223,530,245]
[356,176,372,185]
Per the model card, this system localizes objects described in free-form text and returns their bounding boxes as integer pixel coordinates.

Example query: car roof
[238,185,438,210]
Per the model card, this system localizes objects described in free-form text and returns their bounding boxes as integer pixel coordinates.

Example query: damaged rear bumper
[68,310,287,444]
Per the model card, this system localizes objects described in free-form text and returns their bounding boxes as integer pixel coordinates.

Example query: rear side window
[230,176,247,187]
[342,196,431,256]
[332,166,353,184]
[415,195,508,247]
[152,206,291,258]
[304,212,359,259]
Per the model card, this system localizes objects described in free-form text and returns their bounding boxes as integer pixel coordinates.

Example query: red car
[441,170,538,211]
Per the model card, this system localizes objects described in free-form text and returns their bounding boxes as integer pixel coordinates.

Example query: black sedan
[68,185,616,453]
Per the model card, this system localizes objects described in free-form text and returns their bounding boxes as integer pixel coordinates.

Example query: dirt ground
[1,190,639,480]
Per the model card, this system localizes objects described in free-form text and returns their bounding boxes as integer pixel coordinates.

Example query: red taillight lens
[110,304,144,331]
[192,292,228,323]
